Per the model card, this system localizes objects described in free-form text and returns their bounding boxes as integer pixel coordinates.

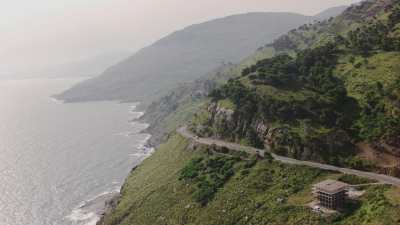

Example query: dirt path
[178,126,400,187]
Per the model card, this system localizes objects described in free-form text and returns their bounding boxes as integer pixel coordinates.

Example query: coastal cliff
[98,1,400,224]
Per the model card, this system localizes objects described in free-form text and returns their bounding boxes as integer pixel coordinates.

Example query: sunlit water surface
[0,78,151,225]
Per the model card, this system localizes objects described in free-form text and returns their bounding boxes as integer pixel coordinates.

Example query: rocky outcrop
[206,102,235,138]
[195,101,355,165]
[193,101,270,148]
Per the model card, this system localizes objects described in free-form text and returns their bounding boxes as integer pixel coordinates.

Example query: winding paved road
[177,126,400,187]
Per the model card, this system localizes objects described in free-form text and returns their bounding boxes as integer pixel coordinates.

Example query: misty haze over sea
[0,78,151,225]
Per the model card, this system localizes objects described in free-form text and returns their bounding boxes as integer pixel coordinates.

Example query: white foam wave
[67,103,153,225]
[130,111,145,119]
[113,131,137,137]
[66,188,121,225]
[129,147,154,159]
[129,103,140,110]
[49,97,64,104]
[129,103,146,120]
[130,121,149,129]
[129,103,145,115]
[135,134,151,149]
[81,188,121,206]
[113,126,149,137]
[66,209,100,225]
[129,134,154,159]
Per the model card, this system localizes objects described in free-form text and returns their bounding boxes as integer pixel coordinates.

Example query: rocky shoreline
[94,166,137,225]
[93,78,216,224]
[94,105,155,225]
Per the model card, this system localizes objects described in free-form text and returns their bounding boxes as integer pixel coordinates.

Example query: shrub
[345,156,375,170]
[193,179,216,206]
[338,174,375,185]
[179,157,203,180]
[180,155,239,206]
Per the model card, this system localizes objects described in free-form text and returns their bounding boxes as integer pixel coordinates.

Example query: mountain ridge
[314,5,350,20]
[55,8,346,104]
[98,1,400,225]
[191,0,400,175]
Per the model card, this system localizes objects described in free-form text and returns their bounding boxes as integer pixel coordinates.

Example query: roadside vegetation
[99,2,400,225]
[99,135,400,225]
[193,1,400,172]
[179,155,241,206]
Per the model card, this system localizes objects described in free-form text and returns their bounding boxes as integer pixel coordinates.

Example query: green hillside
[141,2,396,147]
[99,1,400,224]
[192,0,400,174]
[99,135,400,225]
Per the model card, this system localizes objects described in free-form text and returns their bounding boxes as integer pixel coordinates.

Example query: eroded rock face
[254,120,270,140]
[208,102,235,123]
[371,138,400,157]
[195,101,355,164]
[386,136,400,153]
[267,127,304,159]
[205,102,236,139]
[194,102,271,147]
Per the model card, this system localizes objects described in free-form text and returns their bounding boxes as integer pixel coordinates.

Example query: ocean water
[0,78,152,225]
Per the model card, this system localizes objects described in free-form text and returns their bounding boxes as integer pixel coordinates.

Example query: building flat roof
[314,179,348,194]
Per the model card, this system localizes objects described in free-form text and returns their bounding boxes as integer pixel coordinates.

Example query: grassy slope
[155,99,209,139]
[192,1,400,169]
[101,2,400,224]
[235,52,400,136]
[171,1,399,123]
[100,135,199,225]
[100,135,400,225]
[335,52,400,102]
[146,0,400,150]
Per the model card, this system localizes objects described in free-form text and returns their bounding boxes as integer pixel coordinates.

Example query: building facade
[313,179,349,209]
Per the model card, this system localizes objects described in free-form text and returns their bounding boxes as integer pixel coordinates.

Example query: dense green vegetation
[179,155,240,205]
[196,0,400,169]
[337,174,375,185]
[338,186,400,225]
[212,43,353,129]
[100,2,400,225]
[347,4,400,54]
[355,81,400,141]
[99,134,400,225]
[206,43,360,165]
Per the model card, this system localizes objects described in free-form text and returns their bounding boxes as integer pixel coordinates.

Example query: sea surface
[0,78,152,225]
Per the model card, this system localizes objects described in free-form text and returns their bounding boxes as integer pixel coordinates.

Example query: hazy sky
[0,0,360,76]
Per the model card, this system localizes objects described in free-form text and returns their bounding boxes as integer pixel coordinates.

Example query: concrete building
[313,179,349,209]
